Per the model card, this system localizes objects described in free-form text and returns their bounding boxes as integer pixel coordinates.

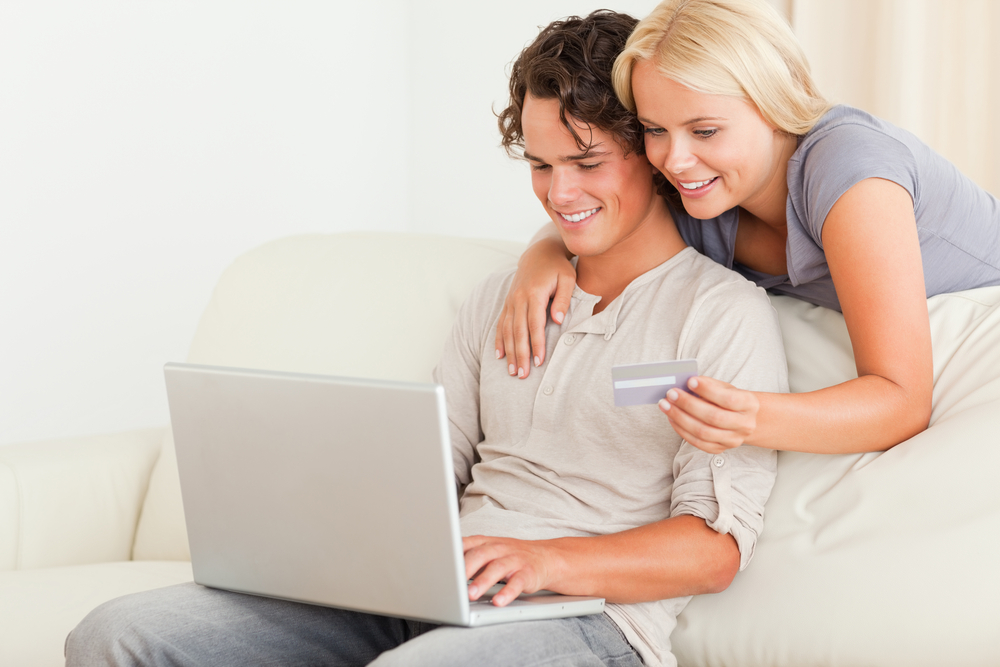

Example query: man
[67,11,785,667]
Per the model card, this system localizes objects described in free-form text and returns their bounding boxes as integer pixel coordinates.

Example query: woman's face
[631,60,789,221]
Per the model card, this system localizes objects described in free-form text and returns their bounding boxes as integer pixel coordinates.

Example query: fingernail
[554,311,564,324]
[468,585,478,598]
[534,356,541,367]
[496,349,501,359]
[689,377,699,389]
[659,399,671,411]
[517,367,525,378]
[508,364,515,375]
[666,389,678,401]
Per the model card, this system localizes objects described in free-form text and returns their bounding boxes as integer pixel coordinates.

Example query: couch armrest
[0,428,165,571]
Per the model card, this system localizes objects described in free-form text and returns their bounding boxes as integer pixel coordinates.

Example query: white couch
[3,232,999,667]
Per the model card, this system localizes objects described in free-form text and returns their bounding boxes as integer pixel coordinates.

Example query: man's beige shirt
[434,247,788,667]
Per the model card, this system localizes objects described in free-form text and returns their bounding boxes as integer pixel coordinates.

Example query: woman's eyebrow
[639,115,728,126]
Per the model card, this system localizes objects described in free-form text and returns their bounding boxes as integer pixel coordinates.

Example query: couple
[67,0,1000,665]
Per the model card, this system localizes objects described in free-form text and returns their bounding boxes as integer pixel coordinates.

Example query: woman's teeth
[680,178,715,190]
[559,208,599,222]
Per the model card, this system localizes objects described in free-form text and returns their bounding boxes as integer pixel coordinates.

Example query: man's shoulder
[451,266,519,336]
[662,248,773,309]
[464,266,519,311]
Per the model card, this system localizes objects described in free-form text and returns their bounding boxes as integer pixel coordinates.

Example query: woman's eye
[694,128,718,138]
[643,127,665,137]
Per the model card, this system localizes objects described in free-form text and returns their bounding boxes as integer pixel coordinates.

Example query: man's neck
[577,199,687,314]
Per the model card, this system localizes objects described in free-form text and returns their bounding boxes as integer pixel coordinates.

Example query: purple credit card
[611,359,698,407]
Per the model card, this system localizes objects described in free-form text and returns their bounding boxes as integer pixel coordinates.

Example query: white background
[0,0,656,445]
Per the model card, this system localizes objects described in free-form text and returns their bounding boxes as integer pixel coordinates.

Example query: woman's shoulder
[792,105,919,171]
[786,105,922,240]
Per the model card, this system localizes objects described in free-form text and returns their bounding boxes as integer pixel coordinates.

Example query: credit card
[611,359,698,407]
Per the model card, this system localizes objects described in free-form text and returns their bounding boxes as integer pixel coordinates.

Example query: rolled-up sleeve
[670,442,777,570]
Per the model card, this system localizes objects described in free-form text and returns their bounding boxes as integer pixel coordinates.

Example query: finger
[686,376,758,412]
[469,557,516,601]
[462,535,489,552]
[494,304,509,360]
[501,304,523,376]
[463,540,498,585]
[550,272,576,326]
[665,387,749,433]
[526,295,549,368]
[492,574,528,607]
[668,417,728,455]
[511,301,533,379]
[660,399,742,451]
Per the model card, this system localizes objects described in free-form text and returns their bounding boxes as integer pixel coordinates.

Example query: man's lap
[66,582,642,667]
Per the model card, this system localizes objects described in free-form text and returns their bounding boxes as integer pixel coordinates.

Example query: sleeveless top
[670,105,1000,312]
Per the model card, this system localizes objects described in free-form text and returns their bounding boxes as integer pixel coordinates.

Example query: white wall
[0,1,655,445]
[8,1,993,446]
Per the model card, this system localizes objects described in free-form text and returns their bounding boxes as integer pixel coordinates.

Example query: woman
[496,0,1000,455]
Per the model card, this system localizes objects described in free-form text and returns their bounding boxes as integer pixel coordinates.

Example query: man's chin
[562,237,605,259]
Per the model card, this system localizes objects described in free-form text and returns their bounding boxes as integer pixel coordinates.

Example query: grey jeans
[65,583,644,667]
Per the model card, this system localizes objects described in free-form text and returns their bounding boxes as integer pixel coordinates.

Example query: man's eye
[530,163,550,172]
[579,163,601,171]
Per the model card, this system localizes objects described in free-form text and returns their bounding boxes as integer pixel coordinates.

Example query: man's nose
[549,168,579,205]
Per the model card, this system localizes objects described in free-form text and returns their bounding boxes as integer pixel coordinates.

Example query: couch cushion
[672,287,1000,666]
[185,232,524,382]
[0,560,193,667]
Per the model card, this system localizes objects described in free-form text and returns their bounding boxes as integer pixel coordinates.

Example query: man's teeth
[680,178,715,190]
[560,208,599,222]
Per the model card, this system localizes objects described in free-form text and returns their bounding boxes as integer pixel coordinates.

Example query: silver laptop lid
[164,362,471,625]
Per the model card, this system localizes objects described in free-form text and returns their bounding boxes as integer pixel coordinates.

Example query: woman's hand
[495,237,576,379]
[659,376,760,454]
[463,535,562,607]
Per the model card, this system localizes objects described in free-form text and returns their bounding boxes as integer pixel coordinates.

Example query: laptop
[164,362,605,626]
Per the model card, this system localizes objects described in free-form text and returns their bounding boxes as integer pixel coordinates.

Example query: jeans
[65,583,644,666]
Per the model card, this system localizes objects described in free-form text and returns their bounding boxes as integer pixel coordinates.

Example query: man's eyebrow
[523,149,612,163]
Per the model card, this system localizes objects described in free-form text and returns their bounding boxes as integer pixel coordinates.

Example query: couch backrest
[186,232,524,381]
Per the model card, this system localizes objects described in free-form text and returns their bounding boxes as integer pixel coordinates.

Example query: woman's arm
[662,178,933,454]
[495,222,576,378]
[463,515,740,606]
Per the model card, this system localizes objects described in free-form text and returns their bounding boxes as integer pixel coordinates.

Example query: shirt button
[543,385,554,395]
[564,335,577,346]
[713,456,725,468]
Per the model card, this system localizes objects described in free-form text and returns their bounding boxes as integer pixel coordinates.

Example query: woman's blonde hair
[612,0,831,135]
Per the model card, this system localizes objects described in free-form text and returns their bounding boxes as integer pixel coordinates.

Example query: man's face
[521,94,659,259]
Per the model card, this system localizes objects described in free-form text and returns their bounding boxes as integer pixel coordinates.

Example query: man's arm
[463,515,739,606]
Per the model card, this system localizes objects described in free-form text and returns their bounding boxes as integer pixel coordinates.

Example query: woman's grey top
[671,104,1000,312]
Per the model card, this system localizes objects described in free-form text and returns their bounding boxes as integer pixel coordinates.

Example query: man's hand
[659,376,760,454]
[462,535,563,607]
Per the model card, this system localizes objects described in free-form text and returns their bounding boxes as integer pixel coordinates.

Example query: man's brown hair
[498,10,643,158]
